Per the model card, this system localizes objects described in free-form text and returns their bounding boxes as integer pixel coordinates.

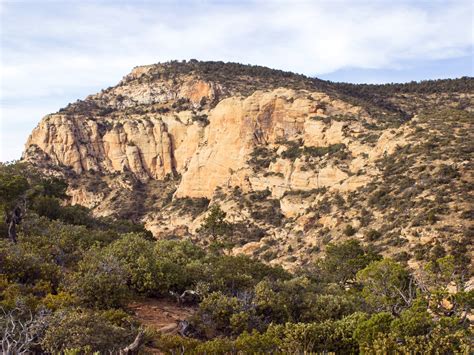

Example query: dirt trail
[128,298,195,334]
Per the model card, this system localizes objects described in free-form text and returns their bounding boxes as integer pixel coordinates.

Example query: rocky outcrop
[23,61,472,269]
[25,79,374,197]
[26,114,181,181]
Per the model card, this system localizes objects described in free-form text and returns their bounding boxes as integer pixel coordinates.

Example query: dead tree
[177,320,191,337]
[119,330,145,355]
[0,306,49,355]
[169,290,201,306]
[5,206,22,243]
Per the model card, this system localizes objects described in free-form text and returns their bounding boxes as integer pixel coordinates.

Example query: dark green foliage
[159,313,365,353]
[368,187,392,209]
[0,161,471,353]
[171,197,210,217]
[199,204,231,238]
[280,140,303,160]
[343,224,356,236]
[353,312,394,347]
[357,259,413,314]
[31,196,62,220]
[192,114,210,126]
[248,146,277,170]
[430,243,446,261]
[315,239,381,286]
[283,187,327,198]
[85,176,109,193]
[249,198,283,227]
[248,189,271,200]
[365,229,382,241]
[299,293,359,323]
[67,248,129,309]
[280,142,349,161]
[19,215,121,267]
[39,177,68,198]
[106,236,277,297]
[105,233,162,295]
[152,239,207,293]
[171,97,191,111]
[390,299,433,337]
[201,255,289,295]
[0,167,29,211]
[310,115,332,124]
[436,164,460,184]
[155,239,206,266]
[0,239,61,287]
[58,204,95,226]
[193,291,246,337]
[304,143,348,159]
[41,309,138,353]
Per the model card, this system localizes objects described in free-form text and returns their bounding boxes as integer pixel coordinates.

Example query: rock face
[25,86,372,197]
[22,61,474,268]
[27,114,186,181]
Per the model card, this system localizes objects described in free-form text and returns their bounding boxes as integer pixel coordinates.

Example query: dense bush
[105,233,163,295]
[0,162,471,353]
[248,146,277,170]
[170,197,210,217]
[357,259,413,314]
[41,309,138,353]
[0,240,61,288]
[199,204,231,239]
[314,239,381,286]
[67,248,129,309]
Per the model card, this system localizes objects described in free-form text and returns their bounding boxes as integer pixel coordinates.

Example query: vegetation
[0,161,471,353]
[170,197,210,218]
[191,113,210,126]
[4,61,473,352]
[279,140,349,161]
[59,60,473,132]
[248,146,277,171]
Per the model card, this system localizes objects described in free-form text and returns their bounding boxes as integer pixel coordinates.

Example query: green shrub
[41,309,138,353]
[301,294,358,323]
[67,248,129,309]
[315,239,381,286]
[365,229,382,241]
[199,204,231,238]
[0,240,61,287]
[354,312,394,347]
[193,292,243,337]
[357,259,412,314]
[391,300,434,337]
[192,114,210,126]
[202,254,289,295]
[31,196,62,220]
[344,224,356,236]
[248,147,277,170]
[105,233,161,295]
[171,197,210,217]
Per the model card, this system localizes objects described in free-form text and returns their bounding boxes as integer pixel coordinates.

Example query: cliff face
[24,87,382,198]
[25,73,222,182]
[27,112,187,181]
[23,61,474,268]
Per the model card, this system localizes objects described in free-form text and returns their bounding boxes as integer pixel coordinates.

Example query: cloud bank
[1,0,473,161]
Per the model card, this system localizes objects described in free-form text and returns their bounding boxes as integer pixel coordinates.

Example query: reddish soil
[128,298,195,334]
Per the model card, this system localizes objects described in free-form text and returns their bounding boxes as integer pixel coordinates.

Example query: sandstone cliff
[23,61,474,268]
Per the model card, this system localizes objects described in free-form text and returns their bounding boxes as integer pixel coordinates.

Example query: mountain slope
[22,60,473,268]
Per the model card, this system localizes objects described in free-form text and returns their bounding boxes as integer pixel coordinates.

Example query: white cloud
[0,0,473,161]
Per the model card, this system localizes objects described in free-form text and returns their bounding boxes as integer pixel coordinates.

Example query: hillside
[1,60,472,353]
[22,60,473,269]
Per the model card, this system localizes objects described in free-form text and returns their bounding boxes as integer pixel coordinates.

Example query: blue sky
[1,0,473,162]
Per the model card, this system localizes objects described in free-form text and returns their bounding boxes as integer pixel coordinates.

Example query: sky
[0,0,473,162]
